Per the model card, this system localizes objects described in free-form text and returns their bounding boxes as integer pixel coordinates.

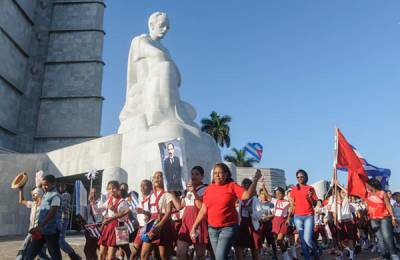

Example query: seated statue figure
[119,12,196,130]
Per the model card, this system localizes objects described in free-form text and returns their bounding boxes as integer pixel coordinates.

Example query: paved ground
[0,233,384,259]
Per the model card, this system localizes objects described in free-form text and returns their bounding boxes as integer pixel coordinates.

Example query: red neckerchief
[107,195,122,214]
[149,189,165,214]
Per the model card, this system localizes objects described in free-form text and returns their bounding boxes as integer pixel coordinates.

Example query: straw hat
[11,171,28,189]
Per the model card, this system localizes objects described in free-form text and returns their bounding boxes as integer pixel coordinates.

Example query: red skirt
[235,217,261,249]
[272,216,288,235]
[179,206,208,244]
[98,220,119,247]
[148,213,176,247]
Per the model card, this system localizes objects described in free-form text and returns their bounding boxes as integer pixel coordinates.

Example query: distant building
[236,167,286,192]
[0,0,105,153]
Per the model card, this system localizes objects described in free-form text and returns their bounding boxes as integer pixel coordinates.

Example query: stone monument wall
[0,0,105,153]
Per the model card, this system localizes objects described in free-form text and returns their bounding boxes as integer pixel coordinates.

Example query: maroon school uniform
[148,190,175,246]
[179,184,209,244]
[271,198,290,235]
[95,196,129,247]
[235,196,262,249]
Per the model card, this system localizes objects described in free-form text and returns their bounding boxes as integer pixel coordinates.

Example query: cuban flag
[339,145,391,191]
[129,192,139,209]
[84,223,101,238]
[244,143,263,162]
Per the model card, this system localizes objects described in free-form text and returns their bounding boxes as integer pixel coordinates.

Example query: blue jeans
[16,233,50,260]
[294,215,319,260]
[371,218,399,259]
[58,217,75,255]
[208,225,238,260]
[26,232,62,260]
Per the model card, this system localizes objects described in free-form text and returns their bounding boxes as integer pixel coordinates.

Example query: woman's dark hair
[191,166,205,176]
[213,163,234,183]
[274,186,285,195]
[107,180,120,189]
[296,169,309,190]
[366,178,383,191]
[43,174,56,184]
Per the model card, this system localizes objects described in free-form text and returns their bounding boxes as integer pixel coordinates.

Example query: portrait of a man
[159,140,185,191]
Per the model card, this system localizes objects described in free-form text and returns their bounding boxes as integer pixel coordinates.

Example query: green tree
[201,111,232,148]
[224,148,257,167]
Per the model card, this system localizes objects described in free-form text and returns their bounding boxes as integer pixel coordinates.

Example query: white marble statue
[117,12,221,192]
[119,12,196,132]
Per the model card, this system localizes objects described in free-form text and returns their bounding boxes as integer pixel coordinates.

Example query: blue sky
[101,1,400,190]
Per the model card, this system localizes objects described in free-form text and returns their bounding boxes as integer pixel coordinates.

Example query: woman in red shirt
[365,178,399,259]
[289,169,319,260]
[190,163,261,260]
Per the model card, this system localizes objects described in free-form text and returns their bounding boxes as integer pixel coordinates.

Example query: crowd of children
[16,164,400,260]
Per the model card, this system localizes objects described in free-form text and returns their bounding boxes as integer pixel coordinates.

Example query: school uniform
[314,205,327,240]
[235,196,262,249]
[147,189,175,246]
[329,196,356,241]
[271,198,290,235]
[93,196,129,247]
[178,184,209,244]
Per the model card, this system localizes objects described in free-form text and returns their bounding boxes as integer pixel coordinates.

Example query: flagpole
[333,127,339,226]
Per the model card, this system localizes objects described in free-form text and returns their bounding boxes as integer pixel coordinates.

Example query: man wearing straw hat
[16,185,50,260]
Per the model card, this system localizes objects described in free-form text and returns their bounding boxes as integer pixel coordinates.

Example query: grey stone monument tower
[0,0,105,153]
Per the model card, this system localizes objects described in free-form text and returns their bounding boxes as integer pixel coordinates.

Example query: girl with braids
[91,180,130,260]
[190,163,261,260]
[289,169,319,260]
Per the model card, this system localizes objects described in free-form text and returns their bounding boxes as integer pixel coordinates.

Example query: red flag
[336,129,368,198]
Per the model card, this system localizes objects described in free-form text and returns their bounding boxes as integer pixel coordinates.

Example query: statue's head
[148,12,169,40]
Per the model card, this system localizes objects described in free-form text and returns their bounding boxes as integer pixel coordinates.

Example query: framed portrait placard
[158,138,188,191]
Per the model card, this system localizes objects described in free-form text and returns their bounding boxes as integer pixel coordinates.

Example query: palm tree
[224,148,258,167]
[201,111,232,148]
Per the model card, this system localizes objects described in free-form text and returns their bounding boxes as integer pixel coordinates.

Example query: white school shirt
[149,191,173,214]
[184,184,207,207]
[328,196,353,222]
[314,206,326,225]
[238,196,262,230]
[271,198,290,218]
[137,195,151,226]
[92,197,129,222]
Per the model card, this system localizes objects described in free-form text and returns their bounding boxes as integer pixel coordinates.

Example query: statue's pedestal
[120,122,221,192]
